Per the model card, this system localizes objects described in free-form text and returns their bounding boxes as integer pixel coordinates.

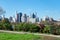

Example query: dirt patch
[42,36,60,40]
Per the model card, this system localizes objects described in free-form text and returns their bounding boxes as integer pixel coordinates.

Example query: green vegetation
[0,32,41,40]
[0,32,60,40]
[50,25,60,35]
[40,21,60,35]
[0,18,12,30]
[15,23,40,32]
[0,18,60,35]
[43,25,50,33]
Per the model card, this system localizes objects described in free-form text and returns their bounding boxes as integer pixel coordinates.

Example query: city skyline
[0,0,60,20]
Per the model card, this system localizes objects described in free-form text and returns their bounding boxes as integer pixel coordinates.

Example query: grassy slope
[0,32,41,40]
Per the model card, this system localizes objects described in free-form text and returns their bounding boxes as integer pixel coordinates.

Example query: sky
[0,0,60,20]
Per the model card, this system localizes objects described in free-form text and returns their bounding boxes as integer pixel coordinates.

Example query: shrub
[21,23,30,31]
[50,25,60,35]
[43,25,50,33]
[39,23,45,33]
[14,23,40,32]
[3,23,12,30]
[29,23,40,32]
[15,23,24,31]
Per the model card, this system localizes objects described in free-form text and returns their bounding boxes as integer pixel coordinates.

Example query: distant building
[36,17,39,22]
[45,16,49,21]
[12,17,16,22]
[9,16,16,23]
[40,18,43,22]
[29,17,36,23]
[26,13,39,23]
[43,16,51,21]
[16,13,19,22]
[27,16,29,22]
[0,16,2,21]
[16,12,22,23]
[9,16,13,22]
[22,14,27,22]
[32,13,36,18]
[15,12,40,23]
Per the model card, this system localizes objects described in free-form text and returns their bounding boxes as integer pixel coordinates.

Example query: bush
[15,23,24,31]
[39,23,45,33]
[29,23,40,32]
[43,25,50,33]
[14,23,40,32]
[50,25,60,35]
[0,22,3,30]
[15,23,30,31]
[2,23,12,30]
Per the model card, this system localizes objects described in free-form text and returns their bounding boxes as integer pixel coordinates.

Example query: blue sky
[0,0,60,20]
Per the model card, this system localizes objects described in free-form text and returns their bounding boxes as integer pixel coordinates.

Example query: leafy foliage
[50,25,60,35]
[0,18,12,30]
[15,23,40,32]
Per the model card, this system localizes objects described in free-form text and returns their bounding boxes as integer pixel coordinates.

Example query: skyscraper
[21,14,27,22]
[32,13,36,18]
[16,12,22,23]
[16,13,19,22]
[45,16,49,21]
[9,16,13,22]
[43,16,49,21]
[36,17,39,22]
[0,16,2,21]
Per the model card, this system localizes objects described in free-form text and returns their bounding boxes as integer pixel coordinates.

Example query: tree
[2,18,12,30]
[43,25,50,33]
[50,25,60,35]
[39,23,45,33]
[29,23,40,32]
[0,21,3,29]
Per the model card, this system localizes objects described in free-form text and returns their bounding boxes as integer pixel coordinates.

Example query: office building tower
[0,16,2,21]
[27,16,29,22]
[43,16,49,21]
[13,17,16,22]
[16,13,19,22]
[9,16,13,22]
[36,17,39,22]
[29,17,36,23]
[22,14,27,22]
[40,18,43,22]
[9,16,16,23]
[32,13,36,18]
[45,16,49,21]
[16,12,22,22]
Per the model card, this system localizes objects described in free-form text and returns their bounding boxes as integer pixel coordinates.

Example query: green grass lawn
[0,32,41,40]
[0,32,60,40]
